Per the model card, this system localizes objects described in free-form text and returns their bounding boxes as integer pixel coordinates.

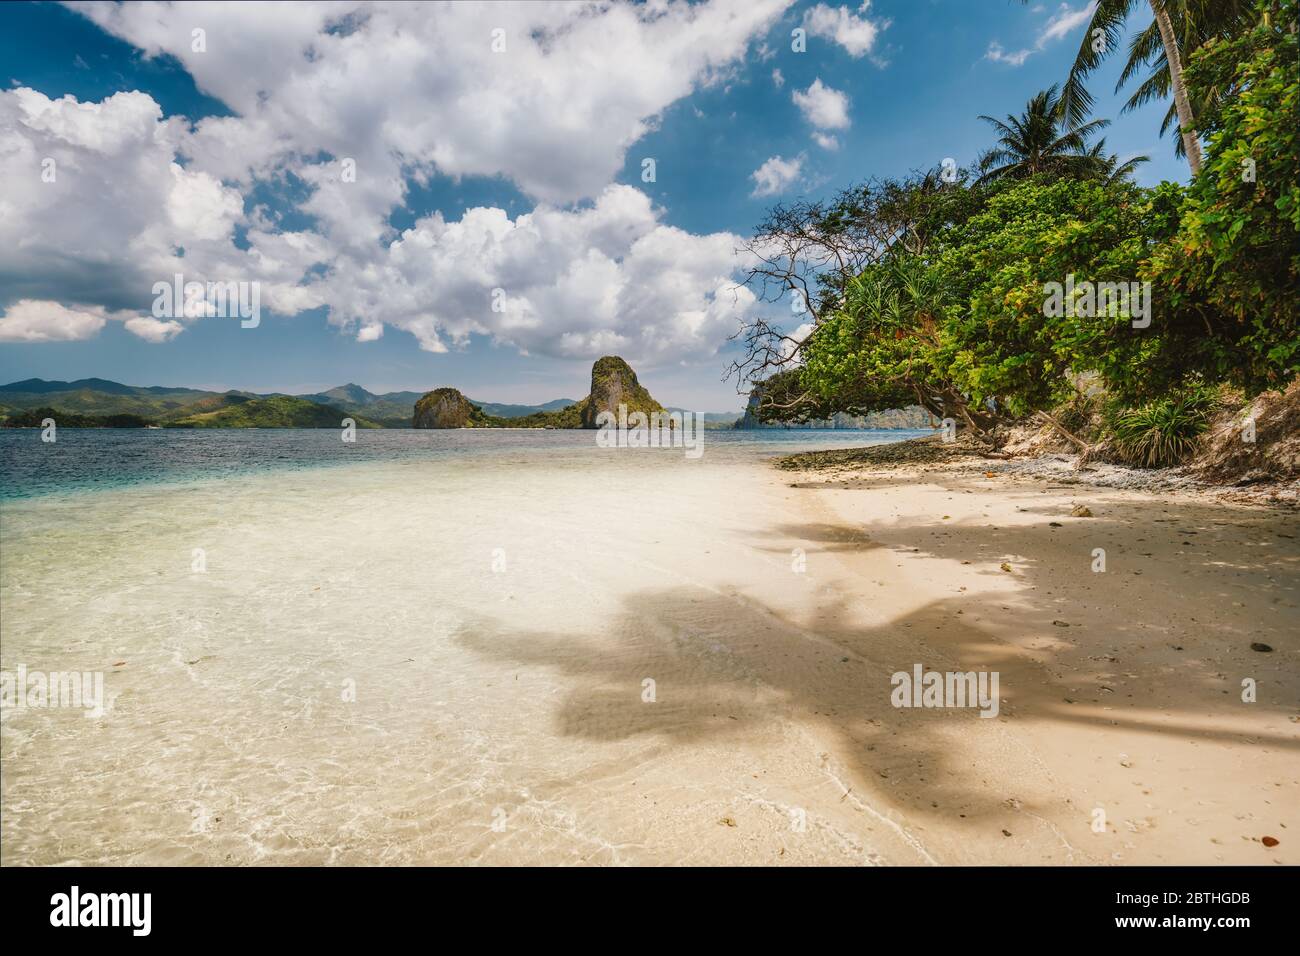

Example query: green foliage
[799,176,1177,425]
[743,365,913,424]
[801,256,965,422]
[1107,387,1218,467]
[169,396,380,428]
[936,176,1169,413]
[507,403,584,428]
[0,406,156,428]
[579,355,664,427]
[975,85,1119,184]
[1143,0,1300,393]
[742,2,1293,460]
[1034,0,1257,137]
[0,382,241,421]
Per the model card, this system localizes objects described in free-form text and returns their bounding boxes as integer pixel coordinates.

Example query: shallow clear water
[2,427,927,865]
[0,428,928,499]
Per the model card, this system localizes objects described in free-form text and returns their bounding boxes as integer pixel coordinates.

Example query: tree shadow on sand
[449,468,1297,847]
[452,527,1297,837]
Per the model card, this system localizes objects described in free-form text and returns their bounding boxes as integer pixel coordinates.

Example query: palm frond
[1059,0,1139,128]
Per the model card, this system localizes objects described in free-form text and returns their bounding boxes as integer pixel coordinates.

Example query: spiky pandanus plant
[1109,389,1218,467]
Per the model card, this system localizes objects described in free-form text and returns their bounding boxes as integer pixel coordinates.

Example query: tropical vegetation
[734,0,1297,468]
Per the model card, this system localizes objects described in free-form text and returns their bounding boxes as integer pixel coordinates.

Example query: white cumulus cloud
[3,2,794,367]
[124,315,184,343]
[802,2,887,58]
[321,184,757,362]
[70,0,792,204]
[0,300,107,342]
[750,154,804,197]
[792,78,851,130]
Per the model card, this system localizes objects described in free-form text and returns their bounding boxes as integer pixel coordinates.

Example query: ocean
[1,426,925,865]
[0,427,926,499]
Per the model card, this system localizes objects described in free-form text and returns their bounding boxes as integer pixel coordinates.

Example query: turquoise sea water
[0,428,927,499]
[0,422,933,865]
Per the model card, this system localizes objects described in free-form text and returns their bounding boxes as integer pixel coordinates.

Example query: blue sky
[0,1,1188,411]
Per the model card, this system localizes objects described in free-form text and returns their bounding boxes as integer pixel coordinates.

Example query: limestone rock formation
[413,356,665,429]
[413,388,490,428]
[579,356,665,428]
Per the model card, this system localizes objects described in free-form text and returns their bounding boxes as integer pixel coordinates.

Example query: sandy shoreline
[1,443,1296,865]
[774,456,1298,864]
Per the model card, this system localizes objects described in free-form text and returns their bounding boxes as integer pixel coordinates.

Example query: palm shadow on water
[453,472,1300,830]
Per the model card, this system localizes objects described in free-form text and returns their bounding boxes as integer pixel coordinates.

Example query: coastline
[772,443,1298,863]
[777,434,1300,509]
[2,435,1295,865]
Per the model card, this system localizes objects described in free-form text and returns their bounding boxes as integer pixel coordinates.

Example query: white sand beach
[2,443,1296,865]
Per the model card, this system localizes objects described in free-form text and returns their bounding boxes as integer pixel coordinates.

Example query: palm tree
[1037,0,1255,177]
[975,85,1109,184]
[1082,137,1150,183]
[1115,0,1256,161]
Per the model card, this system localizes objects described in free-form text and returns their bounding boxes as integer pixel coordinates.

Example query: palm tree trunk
[1149,0,1203,176]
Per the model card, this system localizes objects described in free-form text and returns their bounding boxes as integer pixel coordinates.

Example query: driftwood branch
[1034,411,1088,449]
[1035,410,1095,468]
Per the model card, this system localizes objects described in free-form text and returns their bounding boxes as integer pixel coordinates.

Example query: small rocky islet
[412,355,664,429]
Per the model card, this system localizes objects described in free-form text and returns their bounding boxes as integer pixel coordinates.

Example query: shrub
[1108,389,1218,467]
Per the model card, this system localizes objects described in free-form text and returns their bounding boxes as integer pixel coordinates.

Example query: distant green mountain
[0,378,404,427]
[0,379,254,422]
[168,396,382,429]
[293,384,577,426]
[0,406,156,428]
[293,384,422,428]
[0,377,198,397]
[467,397,580,418]
[308,383,382,406]
[665,408,743,429]
[0,376,660,429]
